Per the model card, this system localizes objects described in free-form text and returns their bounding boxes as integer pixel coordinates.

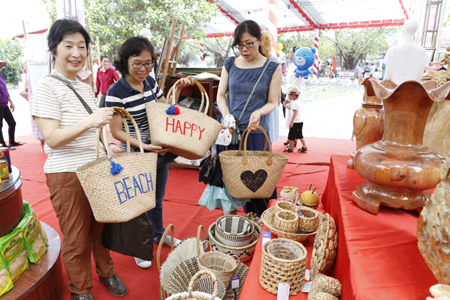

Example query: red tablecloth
[321,155,436,299]
[240,155,437,300]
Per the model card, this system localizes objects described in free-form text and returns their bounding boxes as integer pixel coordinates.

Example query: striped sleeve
[31,82,61,121]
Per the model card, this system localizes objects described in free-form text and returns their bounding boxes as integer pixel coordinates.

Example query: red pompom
[174,106,181,115]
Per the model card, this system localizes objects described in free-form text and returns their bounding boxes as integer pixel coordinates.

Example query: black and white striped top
[105,76,164,150]
[30,70,105,173]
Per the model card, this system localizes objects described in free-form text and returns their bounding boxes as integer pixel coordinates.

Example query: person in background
[31,19,127,300]
[283,86,307,153]
[217,20,282,217]
[200,53,211,67]
[0,61,22,150]
[95,55,119,107]
[281,62,286,77]
[355,63,363,79]
[106,36,193,269]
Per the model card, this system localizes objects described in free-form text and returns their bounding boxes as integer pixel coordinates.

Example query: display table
[2,222,64,300]
[0,166,24,237]
[321,155,437,299]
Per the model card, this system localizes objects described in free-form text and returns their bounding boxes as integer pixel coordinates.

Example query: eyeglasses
[129,62,154,69]
[236,40,259,50]
[289,93,299,97]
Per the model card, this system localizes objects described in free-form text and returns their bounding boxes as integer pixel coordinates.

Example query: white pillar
[267,0,278,53]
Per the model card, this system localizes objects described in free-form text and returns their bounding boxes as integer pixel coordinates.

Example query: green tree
[41,0,218,59]
[0,38,24,86]
[321,27,397,70]
[278,31,315,58]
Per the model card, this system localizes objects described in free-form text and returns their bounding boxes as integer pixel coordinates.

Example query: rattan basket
[307,273,342,299]
[259,238,307,295]
[198,245,238,289]
[274,200,298,213]
[208,222,260,263]
[165,270,222,300]
[261,207,320,243]
[298,207,320,233]
[273,211,299,233]
[215,215,255,247]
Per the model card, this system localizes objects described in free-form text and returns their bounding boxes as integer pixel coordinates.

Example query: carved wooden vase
[349,79,397,168]
[352,79,450,214]
[417,154,450,285]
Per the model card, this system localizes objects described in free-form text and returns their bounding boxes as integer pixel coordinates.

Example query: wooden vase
[424,100,450,157]
[352,79,450,214]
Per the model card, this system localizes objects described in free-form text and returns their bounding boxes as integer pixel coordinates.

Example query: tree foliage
[41,0,218,59]
[0,39,24,86]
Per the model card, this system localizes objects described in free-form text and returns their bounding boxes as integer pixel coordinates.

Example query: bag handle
[238,125,273,166]
[196,225,207,256]
[47,74,93,114]
[222,255,239,272]
[157,224,175,272]
[187,269,219,298]
[165,78,210,115]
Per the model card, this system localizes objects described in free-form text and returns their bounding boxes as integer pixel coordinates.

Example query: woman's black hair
[114,36,156,77]
[231,20,263,55]
[100,55,110,62]
[48,19,91,57]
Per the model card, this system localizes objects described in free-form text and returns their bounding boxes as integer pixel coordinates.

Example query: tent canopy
[206,0,408,37]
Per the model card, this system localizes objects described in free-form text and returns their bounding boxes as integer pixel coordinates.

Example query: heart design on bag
[240,170,268,193]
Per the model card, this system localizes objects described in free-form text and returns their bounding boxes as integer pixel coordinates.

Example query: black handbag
[199,155,224,187]
[102,214,154,261]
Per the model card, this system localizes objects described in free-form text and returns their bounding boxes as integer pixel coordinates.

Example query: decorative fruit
[301,185,320,209]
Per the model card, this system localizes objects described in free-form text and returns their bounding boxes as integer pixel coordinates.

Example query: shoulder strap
[237,59,271,123]
[47,75,93,115]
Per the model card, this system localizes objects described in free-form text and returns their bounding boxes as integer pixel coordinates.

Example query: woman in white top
[31,19,127,300]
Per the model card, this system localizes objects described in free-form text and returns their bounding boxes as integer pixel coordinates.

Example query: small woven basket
[308,273,342,299]
[215,215,255,247]
[274,200,297,213]
[208,222,260,263]
[260,238,307,295]
[198,246,238,289]
[280,186,300,203]
[166,269,222,300]
[298,207,320,233]
[273,211,299,234]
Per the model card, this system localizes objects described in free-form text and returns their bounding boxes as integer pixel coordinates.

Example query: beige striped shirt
[31,70,105,173]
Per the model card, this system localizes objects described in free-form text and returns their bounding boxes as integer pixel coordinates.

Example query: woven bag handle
[165,78,209,115]
[196,225,207,256]
[187,269,219,298]
[198,240,210,257]
[222,255,239,272]
[157,224,175,272]
[238,125,273,166]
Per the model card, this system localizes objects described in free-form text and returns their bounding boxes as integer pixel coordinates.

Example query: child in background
[283,86,307,153]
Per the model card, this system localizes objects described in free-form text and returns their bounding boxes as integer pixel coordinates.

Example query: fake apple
[300,185,320,209]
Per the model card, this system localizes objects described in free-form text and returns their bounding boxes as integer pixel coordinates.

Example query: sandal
[298,147,308,153]
[283,148,293,153]
[283,140,289,146]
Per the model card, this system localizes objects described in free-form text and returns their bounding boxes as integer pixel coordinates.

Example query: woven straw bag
[76,107,157,223]
[215,215,255,247]
[307,273,342,299]
[273,211,299,234]
[165,270,222,300]
[298,207,320,233]
[220,125,288,198]
[197,242,239,289]
[260,238,307,295]
[145,79,222,160]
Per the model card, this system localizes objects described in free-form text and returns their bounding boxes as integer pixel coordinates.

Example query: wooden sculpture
[353,79,450,214]
[417,154,450,285]
[348,78,397,169]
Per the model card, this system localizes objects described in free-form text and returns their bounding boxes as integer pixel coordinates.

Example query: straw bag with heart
[76,107,158,223]
[145,78,222,160]
[219,125,289,199]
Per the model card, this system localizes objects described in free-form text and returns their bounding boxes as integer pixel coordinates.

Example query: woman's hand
[86,107,114,128]
[289,122,294,128]
[221,119,235,134]
[108,144,123,155]
[143,144,171,155]
[9,101,15,112]
[248,110,263,129]
[177,77,194,89]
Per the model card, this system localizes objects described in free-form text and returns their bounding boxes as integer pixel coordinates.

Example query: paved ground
[4,85,363,143]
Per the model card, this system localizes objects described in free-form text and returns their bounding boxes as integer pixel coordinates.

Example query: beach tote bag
[76,107,158,223]
[145,79,222,160]
[219,125,289,199]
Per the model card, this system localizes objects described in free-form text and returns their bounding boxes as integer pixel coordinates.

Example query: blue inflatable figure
[293,47,316,79]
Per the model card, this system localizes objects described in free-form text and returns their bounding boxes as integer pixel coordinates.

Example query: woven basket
[208,222,260,263]
[307,273,342,299]
[274,200,298,213]
[76,107,157,223]
[220,125,288,199]
[308,292,339,300]
[260,238,307,295]
[145,79,222,160]
[166,270,222,300]
[298,207,320,233]
[273,211,299,233]
[198,245,238,289]
[280,186,300,203]
[167,256,249,300]
[215,215,255,247]
[261,207,320,243]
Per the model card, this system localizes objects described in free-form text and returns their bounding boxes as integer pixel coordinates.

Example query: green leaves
[0,39,24,86]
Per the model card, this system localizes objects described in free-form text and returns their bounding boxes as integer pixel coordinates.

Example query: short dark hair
[114,36,156,76]
[203,53,210,59]
[48,19,91,57]
[232,20,262,54]
[100,55,110,62]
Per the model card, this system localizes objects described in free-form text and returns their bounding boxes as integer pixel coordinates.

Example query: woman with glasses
[106,36,192,269]
[217,20,282,217]
[283,86,307,153]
